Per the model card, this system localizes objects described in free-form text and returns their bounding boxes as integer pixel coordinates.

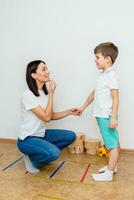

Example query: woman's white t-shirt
[19,89,48,140]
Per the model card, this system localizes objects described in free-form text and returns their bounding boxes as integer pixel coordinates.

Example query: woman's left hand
[48,80,56,94]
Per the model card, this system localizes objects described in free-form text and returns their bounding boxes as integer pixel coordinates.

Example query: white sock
[23,155,40,173]
[98,165,117,173]
[92,169,113,182]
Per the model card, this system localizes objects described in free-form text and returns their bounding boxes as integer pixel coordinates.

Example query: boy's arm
[78,90,95,113]
[110,89,119,128]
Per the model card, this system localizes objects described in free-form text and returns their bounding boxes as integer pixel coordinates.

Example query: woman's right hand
[48,80,56,94]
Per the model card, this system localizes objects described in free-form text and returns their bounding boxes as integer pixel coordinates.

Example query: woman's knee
[48,148,61,161]
[67,131,76,144]
[30,148,61,168]
[37,147,61,163]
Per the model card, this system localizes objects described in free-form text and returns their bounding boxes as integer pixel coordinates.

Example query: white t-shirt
[93,67,119,118]
[19,89,48,140]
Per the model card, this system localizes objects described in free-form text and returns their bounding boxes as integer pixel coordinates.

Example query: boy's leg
[97,117,119,170]
[99,145,119,173]
[92,147,119,181]
[92,118,119,181]
[108,146,119,171]
[44,129,76,150]
[17,137,61,169]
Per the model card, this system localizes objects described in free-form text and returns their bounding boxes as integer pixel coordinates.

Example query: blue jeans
[17,129,76,168]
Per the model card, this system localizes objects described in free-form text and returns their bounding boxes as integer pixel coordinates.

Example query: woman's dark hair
[26,60,48,96]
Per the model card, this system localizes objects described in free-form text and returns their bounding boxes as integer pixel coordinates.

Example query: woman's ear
[31,73,37,79]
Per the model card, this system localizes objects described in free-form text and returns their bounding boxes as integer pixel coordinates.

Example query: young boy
[78,42,119,181]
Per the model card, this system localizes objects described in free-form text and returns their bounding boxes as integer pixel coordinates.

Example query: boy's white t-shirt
[94,67,119,118]
[19,89,48,140]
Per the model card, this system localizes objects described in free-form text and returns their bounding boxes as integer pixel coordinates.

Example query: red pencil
[80,163,91,183]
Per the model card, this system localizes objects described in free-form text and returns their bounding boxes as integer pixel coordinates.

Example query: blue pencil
[2,156,23,171]
[49,161,65,178]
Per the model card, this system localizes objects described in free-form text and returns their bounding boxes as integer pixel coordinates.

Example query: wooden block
[86,148,97,155]
[71,132,85,147]
[77,132,85,140]
[68,145,84,154]
[68,146,76,154]
[84,138,101,155]
[75,146,84,154]
[84,138,101,149]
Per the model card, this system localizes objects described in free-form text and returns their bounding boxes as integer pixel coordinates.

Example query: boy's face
[95,53,110,69]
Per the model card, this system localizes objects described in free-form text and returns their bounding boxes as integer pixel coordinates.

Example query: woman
[17,60,77,172]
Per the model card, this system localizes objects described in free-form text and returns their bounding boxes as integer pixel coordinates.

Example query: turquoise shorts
[96,117,119,149]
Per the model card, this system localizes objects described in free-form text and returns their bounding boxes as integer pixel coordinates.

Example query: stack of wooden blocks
[68,132,101,155]
[68,132,85,154]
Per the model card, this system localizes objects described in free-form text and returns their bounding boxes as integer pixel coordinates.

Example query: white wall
[0,0,134,149]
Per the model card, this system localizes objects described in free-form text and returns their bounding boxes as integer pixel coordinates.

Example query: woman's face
[34,62,50,83]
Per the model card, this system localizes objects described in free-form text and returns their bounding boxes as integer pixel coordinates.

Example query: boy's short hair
[94,42,118,64]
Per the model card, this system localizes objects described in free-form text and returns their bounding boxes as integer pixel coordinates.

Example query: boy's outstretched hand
[69,108,82,116]
[74,107,85,116]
